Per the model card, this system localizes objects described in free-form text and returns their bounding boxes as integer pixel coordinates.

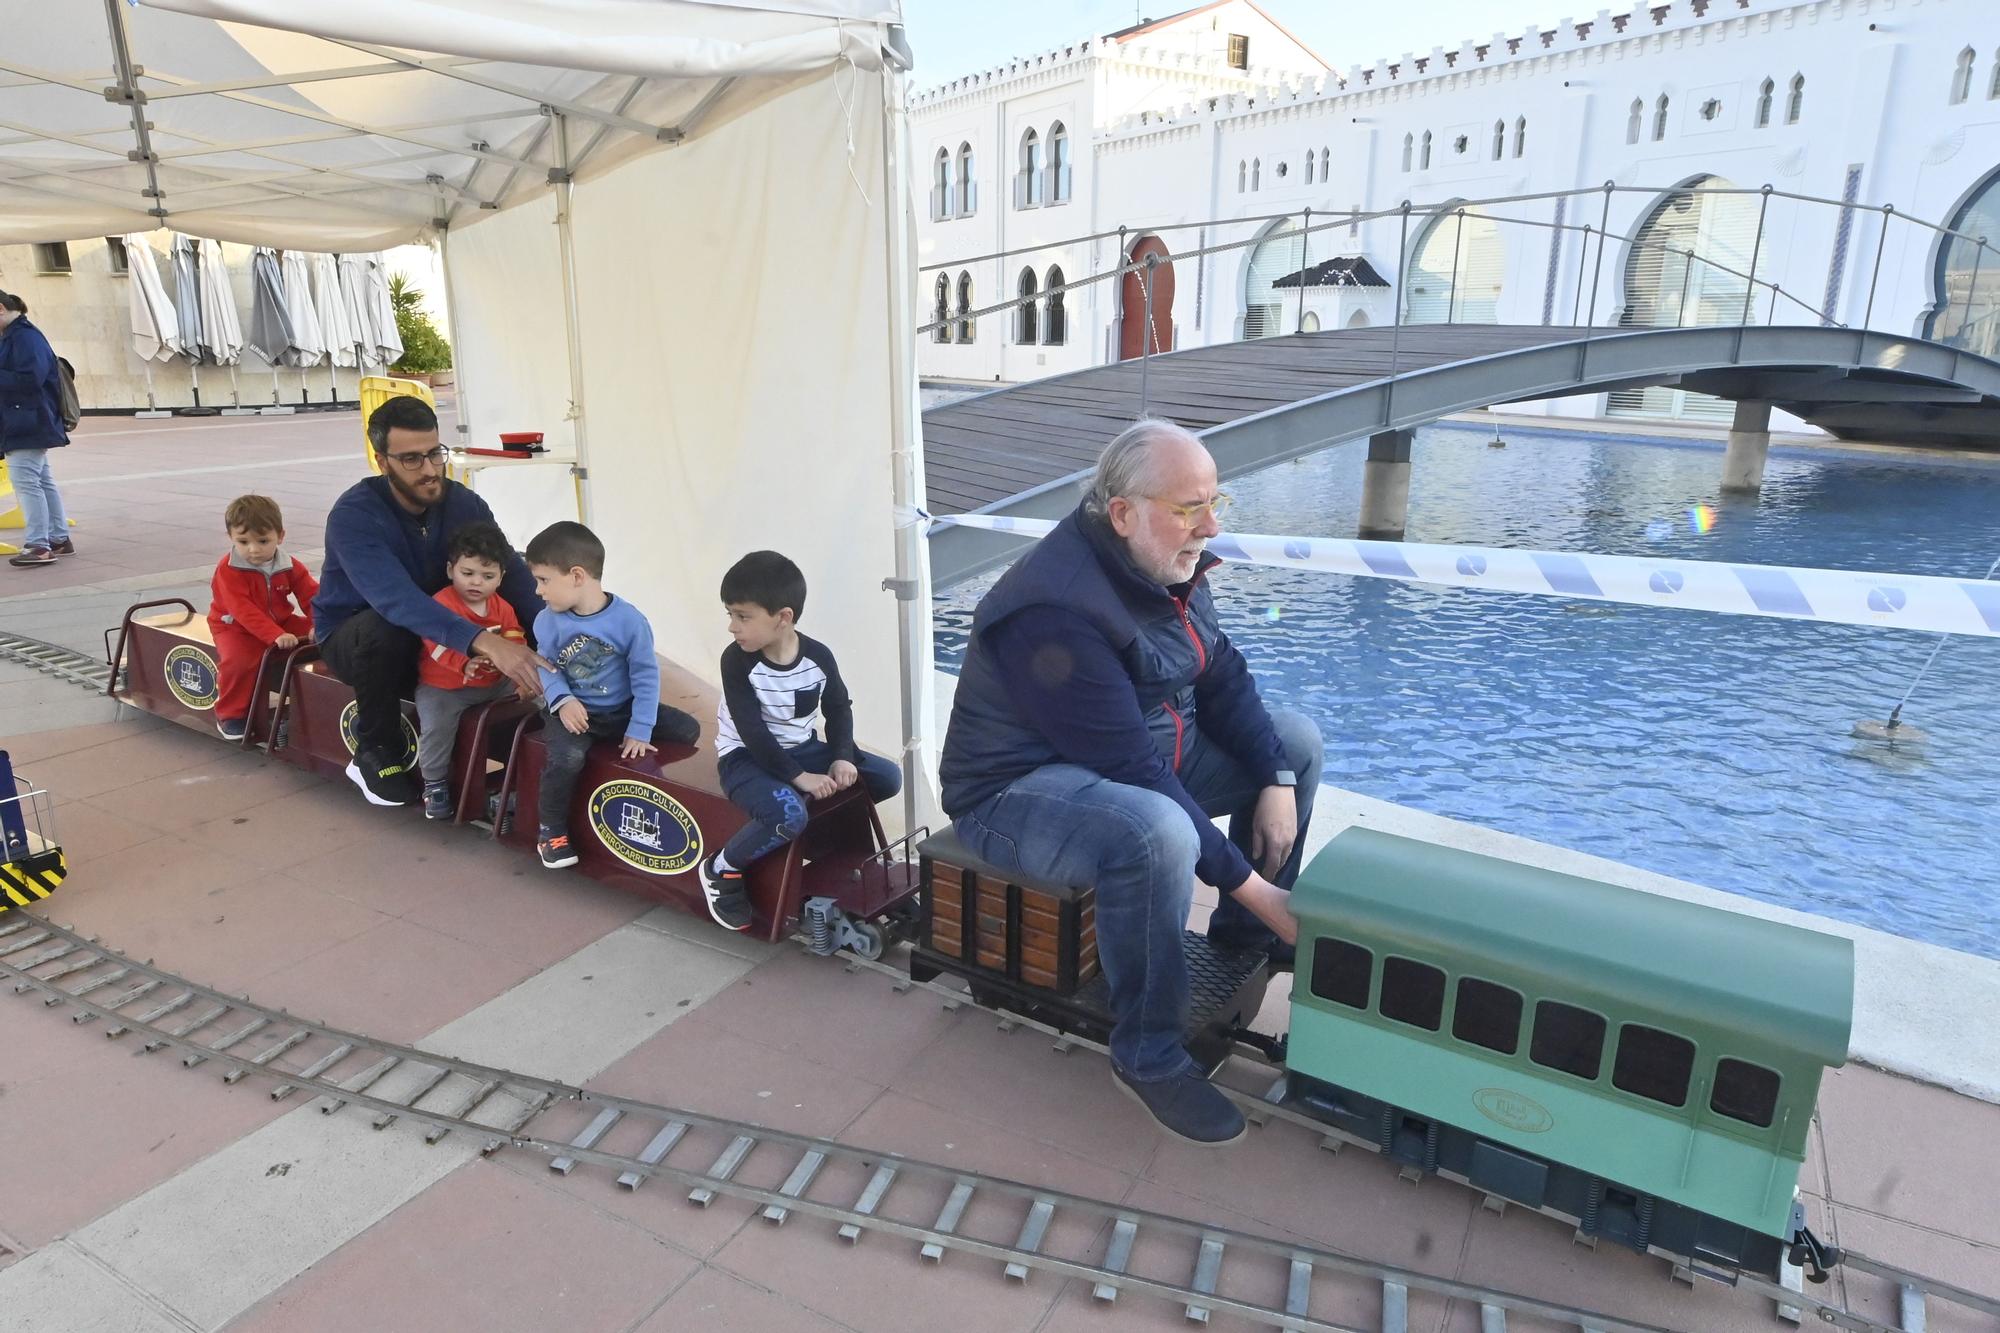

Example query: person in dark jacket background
[0,291,74,568]
[316,395,548,806]
[939,419,1322,1148]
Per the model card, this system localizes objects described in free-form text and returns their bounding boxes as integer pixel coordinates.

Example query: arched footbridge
[921,323,2000,587]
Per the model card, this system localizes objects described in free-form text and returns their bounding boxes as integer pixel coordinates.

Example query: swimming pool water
[933,422,2000,961]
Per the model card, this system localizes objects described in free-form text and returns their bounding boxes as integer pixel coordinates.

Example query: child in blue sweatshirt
[524,522,705,881]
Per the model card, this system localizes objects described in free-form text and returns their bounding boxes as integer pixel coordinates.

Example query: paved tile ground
[0,413,1995,1333]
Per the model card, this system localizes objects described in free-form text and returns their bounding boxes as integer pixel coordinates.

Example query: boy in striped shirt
[707,551,902,917]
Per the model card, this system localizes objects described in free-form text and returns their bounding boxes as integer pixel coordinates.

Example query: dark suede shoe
[655,704,701,748]
[1209,929,1294,975]
[1112,1065,1246,1146]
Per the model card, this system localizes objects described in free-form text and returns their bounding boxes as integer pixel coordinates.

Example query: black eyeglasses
[386,445,448,471]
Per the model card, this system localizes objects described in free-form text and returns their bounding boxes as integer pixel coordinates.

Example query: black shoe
[345,747,418,806]
[700,857,753,932]
[655,705,701,748]
[216,716,248,741]
[8,546,54,567]
[422,781,454,821]
[1209,929,1293,975]
[538,831,579,869]
[1112,1065,1246,1146]
[48,537,74,556]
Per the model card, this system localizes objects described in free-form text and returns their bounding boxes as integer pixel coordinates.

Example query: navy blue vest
[939,504,1225,816]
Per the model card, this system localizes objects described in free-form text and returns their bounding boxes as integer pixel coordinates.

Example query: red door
[1119,235,1175,360]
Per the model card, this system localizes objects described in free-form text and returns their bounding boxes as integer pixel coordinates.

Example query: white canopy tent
[1,0,933,823]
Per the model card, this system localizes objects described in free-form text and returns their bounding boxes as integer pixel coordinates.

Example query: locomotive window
[1529,1001,1605,1080]
[1612,1023,1695,1106]
[1711,1058,1782,1128]
[1378,957,1446,1031]
[1309,938,1372,1009]
[1452,977,1523,1054]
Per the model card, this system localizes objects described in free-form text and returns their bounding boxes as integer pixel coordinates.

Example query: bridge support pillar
[1721,400,1773,494]
[1359,430,1414,541]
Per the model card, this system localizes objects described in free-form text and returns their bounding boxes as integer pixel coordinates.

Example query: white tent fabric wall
[444,192,573,459]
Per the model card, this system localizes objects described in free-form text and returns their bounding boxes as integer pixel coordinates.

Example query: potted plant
[389,274,452,386]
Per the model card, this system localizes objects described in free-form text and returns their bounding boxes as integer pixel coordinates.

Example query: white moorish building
[913,0,2000,429]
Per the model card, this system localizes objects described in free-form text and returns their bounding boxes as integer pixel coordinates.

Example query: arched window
[1048,121,1071,203]
[1952,48,1974,105]
[1016,267,1039,343]
[1043,265,1067,345]
[1419,130,1433,170]
[1653,94,1670,141]
[1627,98,1644,144]
[1492,119,1506,159]
[1514,116,1527,157]
[932,148,952,221]
[1320,147,1330,179]
[1238,160,1247,193]
[1401,203,1506,324]
[955,272,975,343]
[956,142,977,216]
[1755,78,1774,128]
[1401,133,1413,172]
[1300,311,1320,332]
[1017,128,1042,207]
[1304,151,1314,184]
[1786,74,1804,124]
[1252,157,1261,191]
[932,274,950,343]
[1926,167,2000,355]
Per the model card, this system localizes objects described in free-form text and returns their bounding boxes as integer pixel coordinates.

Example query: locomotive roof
[1293,827,1854,1067]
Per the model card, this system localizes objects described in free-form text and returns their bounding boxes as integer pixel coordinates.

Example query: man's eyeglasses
[1151,492,1232,528]
[386,445,448,471]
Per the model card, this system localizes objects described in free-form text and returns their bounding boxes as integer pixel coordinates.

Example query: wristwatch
[1270,769,1298,788]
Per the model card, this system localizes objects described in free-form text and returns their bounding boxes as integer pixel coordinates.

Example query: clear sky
[898,0,1543,86]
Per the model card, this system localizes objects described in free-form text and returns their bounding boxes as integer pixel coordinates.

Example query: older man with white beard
[939,419,1323,1146]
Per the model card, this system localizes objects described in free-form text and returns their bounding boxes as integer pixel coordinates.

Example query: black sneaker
[216,716,248,741]
[48,537,74,556]
[345,747,418,807]
[422,781,453,822]
[1112,1065,1246,1147]
[8,546,54,567]
[701,857,753,932]
[655,705,701,748]
[538,831,579,869]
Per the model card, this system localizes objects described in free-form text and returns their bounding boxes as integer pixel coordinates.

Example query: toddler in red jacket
[415,520,527,821]
[208,494,318,740]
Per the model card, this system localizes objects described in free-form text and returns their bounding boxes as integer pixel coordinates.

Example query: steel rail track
[0,630,116,692]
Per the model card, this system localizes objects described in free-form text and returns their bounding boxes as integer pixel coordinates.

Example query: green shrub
[389,273,453,374]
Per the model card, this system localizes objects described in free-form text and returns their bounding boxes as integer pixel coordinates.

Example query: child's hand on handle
[792,771,838,799]
[556,698,590,734]
[275,633,300,649]
[619,737,656,760]
[828,759,858,791]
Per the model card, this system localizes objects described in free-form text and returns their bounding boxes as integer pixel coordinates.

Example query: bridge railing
[918,180,1994,418]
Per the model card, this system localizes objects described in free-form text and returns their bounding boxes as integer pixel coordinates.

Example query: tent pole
[877,52,929,840]
[437,228,472,447]
[550,112,593,525]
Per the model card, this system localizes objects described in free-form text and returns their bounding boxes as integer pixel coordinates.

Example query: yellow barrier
[357,376,438,476]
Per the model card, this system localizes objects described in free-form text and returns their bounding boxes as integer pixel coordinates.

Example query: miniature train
[104,596,1850,1284]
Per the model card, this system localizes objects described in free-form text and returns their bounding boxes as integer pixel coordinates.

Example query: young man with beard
[314,396,549,806]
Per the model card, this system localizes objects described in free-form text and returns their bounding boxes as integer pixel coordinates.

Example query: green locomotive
[1282,827,1852,1280]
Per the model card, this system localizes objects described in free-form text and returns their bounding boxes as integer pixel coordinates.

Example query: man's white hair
[1084,418,1202,519]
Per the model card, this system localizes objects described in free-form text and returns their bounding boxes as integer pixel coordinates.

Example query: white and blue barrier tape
[926,513,2000,639]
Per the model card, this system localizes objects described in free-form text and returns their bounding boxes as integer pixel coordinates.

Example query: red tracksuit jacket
[208,552,318,646]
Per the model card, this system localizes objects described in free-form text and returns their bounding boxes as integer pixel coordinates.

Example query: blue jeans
[7,449,66,549]
[952,709,1323,1081]
[717,741,902,868]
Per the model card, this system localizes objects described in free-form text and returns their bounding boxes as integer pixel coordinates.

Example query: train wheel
[847,920,886,962]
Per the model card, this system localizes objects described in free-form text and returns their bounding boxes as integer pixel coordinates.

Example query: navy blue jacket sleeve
[325,494,483,654]
[0,324,53,393]
[985,606,1254,894]
[1192,628,1289,784]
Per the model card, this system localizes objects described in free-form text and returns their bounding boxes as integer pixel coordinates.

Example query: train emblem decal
[162,645,220,711]
[1472,1087,1555,1134]
[337,702,419,758]
[589,780,702,875]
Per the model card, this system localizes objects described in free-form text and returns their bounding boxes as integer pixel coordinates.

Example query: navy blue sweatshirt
[314,476,542,654]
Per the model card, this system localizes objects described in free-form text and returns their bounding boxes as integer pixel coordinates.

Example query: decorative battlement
[909,34,1304,113]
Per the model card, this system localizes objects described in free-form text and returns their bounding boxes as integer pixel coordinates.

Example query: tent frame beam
[140,56,488,99]
[153,107,542,161]
[102,0,168,219]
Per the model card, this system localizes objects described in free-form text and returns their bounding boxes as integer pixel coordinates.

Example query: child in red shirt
[415,520,527,820]
[208,494,318,740]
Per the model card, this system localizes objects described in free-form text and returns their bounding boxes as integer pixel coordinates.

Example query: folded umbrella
[246,246,300,409]
[124,234,180,413]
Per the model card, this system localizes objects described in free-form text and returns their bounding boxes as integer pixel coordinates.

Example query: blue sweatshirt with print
[534,594,659,743]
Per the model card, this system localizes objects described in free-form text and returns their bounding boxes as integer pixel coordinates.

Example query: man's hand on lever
[474,630,552,696]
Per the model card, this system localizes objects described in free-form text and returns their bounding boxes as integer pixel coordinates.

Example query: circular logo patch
[1472,1087,1554,1134]
[162,644,220,711]
[337,701,419,758]
[589,780,702,875]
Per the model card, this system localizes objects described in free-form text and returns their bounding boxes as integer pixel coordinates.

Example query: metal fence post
[1387,201,1412,425]
[1677,249,1694,326]
[1139,254,1156,417]
[1297,207,1311,332]
[1740,184,1772,330]
[1571,224,1592,326]
[1768,281,1780,325]
[1959,238,1986,346]
[1861,204,1892,332]
[1584,181,1613,332]
[1447,208,1465,324]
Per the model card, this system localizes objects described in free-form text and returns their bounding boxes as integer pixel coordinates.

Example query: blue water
[933,423,2000,961]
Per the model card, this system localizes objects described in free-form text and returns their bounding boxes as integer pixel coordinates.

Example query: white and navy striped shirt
[715,634,855,779]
